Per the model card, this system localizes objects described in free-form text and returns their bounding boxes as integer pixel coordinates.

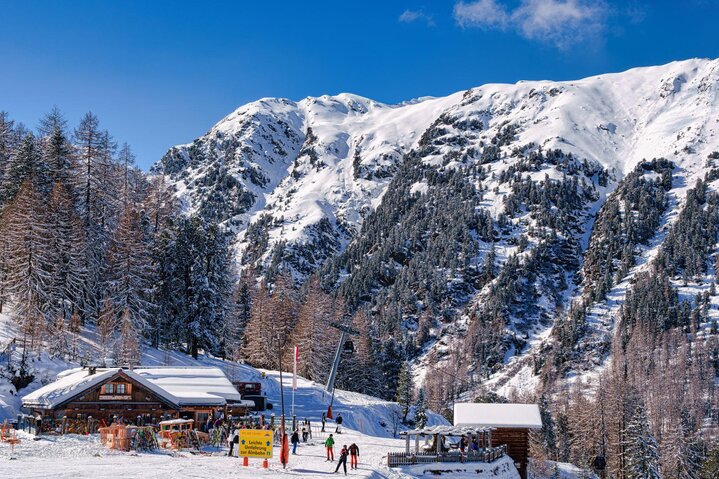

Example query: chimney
[88,366,97,376]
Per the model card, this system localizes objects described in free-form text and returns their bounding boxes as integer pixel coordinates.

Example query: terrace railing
[387,444,507,468]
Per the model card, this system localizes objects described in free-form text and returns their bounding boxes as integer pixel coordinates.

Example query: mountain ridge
[153,56,719,397]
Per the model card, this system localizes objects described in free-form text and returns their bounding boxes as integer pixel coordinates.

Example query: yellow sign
[238,429,274,458]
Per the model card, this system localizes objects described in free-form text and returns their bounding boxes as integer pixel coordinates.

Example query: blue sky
[2,0,718,169]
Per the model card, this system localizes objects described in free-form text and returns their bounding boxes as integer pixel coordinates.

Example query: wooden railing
[387,444,507,468]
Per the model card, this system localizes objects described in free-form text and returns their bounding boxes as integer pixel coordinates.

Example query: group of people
[324,433,360,474]
[289,421,312,454]
[226,410,359,474]
[320,412,344,433]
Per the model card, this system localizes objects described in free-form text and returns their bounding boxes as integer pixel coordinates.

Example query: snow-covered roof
[132,367,241,406]
[22,366,244,409]
[453,403,542,429]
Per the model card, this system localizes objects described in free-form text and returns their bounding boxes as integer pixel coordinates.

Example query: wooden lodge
[22,366,254,429]
[453,403,543,479]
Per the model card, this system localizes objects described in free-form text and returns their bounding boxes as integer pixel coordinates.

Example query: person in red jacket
[348,443,360,469]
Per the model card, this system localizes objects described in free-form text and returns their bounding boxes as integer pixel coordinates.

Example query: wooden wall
[492,428,530,479]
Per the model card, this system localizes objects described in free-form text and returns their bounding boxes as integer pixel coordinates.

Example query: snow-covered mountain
[154,58,719,395]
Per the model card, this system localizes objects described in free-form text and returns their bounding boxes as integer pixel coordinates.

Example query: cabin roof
[453,403,543,429]
[22,366,246,410]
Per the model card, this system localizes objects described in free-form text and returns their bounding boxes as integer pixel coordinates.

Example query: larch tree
[292,276,334,380]
[105,205,154,335]
[46,182,86,321]
[2,180,53,349]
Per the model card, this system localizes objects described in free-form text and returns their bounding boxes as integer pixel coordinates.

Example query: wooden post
[415,434,419,454]
[405,434,410,455]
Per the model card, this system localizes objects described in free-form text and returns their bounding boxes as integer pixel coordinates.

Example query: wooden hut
[22,366,253,429]
[453,403,542,479]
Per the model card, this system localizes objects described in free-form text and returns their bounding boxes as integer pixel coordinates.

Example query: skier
[348,443,360,470]
[334,445,349,475]
[335,413,343,433]
[321,412,326,432]
[291,429,300,454]
[301,425,308,442]
[325,433,335,461]
[228,427,239,457]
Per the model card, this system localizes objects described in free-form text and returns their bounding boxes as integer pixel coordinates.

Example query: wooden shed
[453,403,542,479]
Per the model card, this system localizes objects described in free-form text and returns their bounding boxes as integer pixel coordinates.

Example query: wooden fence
[16,414,100,436]
[387,444,508,468]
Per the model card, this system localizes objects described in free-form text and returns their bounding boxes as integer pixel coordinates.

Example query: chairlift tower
[325,321,359,395]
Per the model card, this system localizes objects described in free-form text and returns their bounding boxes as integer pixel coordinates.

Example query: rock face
[154,58,719,391]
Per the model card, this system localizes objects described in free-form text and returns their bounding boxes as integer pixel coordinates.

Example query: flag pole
[291,346,298,418]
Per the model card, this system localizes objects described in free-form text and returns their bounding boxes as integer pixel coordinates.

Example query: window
[116,383,126,394]
[103,383,114,394]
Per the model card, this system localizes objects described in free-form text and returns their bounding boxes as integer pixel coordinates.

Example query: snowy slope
[157,58,719,266]
[155,57,719,395]
[0,312,445,436]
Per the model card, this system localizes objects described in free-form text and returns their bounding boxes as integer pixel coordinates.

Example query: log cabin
[453,403,543,479]
[22,366,253,428]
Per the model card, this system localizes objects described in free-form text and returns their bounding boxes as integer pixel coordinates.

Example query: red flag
[292,346,298,390]
[327,404,333,420]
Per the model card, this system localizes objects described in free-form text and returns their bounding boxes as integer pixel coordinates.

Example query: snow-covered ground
[3,312,507,479]
[0,428,408,478]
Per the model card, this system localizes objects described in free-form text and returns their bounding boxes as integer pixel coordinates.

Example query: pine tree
[623,404,661,479]
[1,133,50,203]
[415,388,428,428]
[225,279,252,361]
[701,447,719,479]
[38,107,73,189]
[539,395,558,460]
[396,361,413,423]
[0,111,17,207]
[187,221,233,358]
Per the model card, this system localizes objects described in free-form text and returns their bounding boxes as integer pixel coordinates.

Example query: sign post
[238,429,274,460]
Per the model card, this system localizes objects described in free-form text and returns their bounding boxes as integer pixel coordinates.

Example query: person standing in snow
[325,433,335,461]
[334,445,349,475]
[301,425,308,442]
[321,412,326,432]
[291,429,300,454]
[335,413,343,433]
[228,427,239,457]
[348,443,360,470]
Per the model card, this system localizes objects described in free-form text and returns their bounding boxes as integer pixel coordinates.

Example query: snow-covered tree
[415,388,428,429]
[1,180,53,347]
[105,205,154,333]
[46,182,86,321]
[396,361,413,423]
[623,404,661,479]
